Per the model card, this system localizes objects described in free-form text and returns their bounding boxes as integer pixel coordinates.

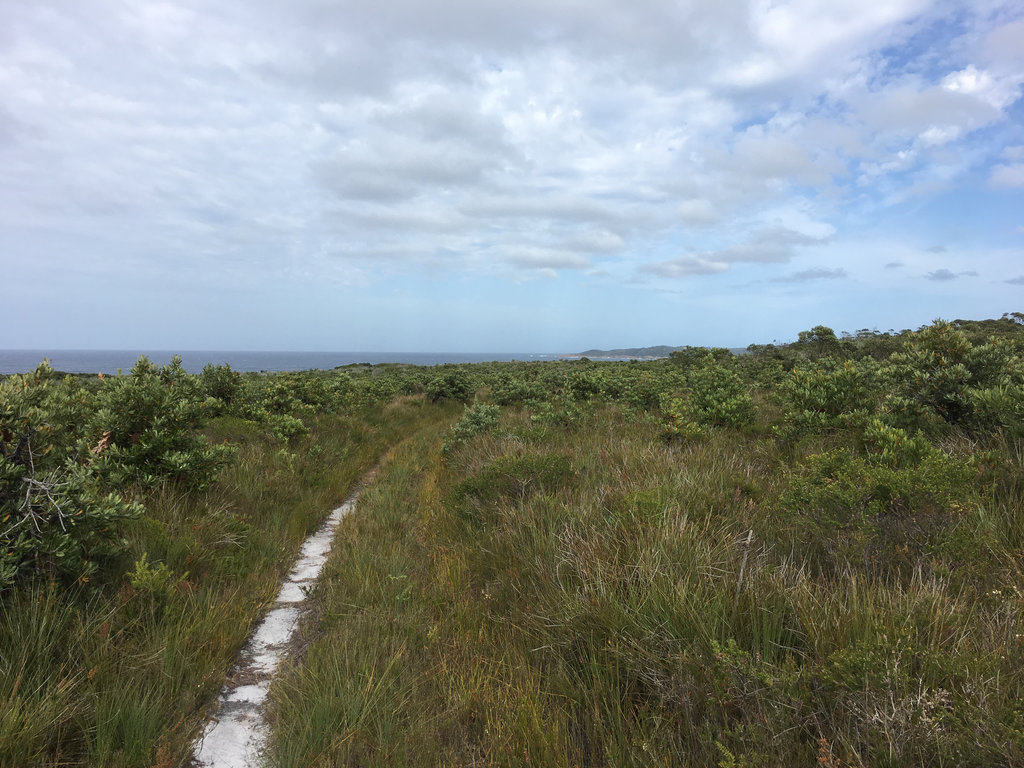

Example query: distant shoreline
[1,346,753,375]
[0,350,563,376]
[567,345,749,360]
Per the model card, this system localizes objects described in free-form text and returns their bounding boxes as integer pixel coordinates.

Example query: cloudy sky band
[1,0,1022,350]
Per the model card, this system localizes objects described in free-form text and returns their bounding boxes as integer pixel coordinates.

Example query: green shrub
[492,374,545,406]
[659,394,705,440]
[613,370,669,411]
[968,383,1024,437]
[676,355,756,430]
[529,397,586,429]
[264,413,310,442]
[669,345,734,368]
[127,552,185,607]
[781,425,978,574]
[0,363,142,589]
[426,368,474,403]
[443,403,501,454]
[89,356,234,491]
[198,363,242,415]
[794,325,842,360]
[882,320,1022,432]
[777,358,878,436]
[566,370,604,401]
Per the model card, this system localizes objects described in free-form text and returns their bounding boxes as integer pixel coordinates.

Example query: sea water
[0,350,562,375]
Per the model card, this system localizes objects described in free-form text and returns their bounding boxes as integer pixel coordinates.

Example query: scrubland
[2,316,1023,766]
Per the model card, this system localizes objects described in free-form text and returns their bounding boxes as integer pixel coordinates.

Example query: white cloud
[857,84,1000,136]
[990,164,1024,188]
[637,224,830,281]
[1,0,1022,350]
[732,133,835,185]
[678,199,718,226]
[918,125,962,147]
[723,0,928,88]
[941,65,1021,110]
[978,19,1024,68]
[926,268,978,281]
[562,230,624,253]
[504,250,591,271]
[772,267,848,283]
[640,257,729,278]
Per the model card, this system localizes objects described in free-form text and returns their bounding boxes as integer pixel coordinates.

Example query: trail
[190,481,369,767]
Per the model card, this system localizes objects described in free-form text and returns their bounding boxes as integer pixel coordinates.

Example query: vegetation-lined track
[265,316,1024,767]
[0,361,459,767]
[3,314,1024,766]
[194,417,454,767]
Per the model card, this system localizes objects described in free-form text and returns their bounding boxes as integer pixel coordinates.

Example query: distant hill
[570,345,750,360]
[575,345,684,359]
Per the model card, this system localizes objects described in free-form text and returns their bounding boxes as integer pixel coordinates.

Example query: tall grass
[267,403,1024,767]
[0,396,455,768]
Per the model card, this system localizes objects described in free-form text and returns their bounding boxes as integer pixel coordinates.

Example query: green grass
[266,402,1024,767]
[5,326,1024,767]
[0,395,457,768]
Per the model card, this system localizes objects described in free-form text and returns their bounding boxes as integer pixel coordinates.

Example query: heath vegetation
[2,314,1023,767]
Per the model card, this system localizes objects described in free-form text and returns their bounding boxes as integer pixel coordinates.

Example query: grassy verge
[0,395,456,768]
[266,403,1024,767]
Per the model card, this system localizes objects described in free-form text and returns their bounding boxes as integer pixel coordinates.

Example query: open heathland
[2,315,1024,767]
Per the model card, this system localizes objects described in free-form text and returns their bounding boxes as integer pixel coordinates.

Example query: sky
[1,0,1022,352]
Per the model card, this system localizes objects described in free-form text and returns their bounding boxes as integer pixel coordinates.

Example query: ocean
[0,350,564,376]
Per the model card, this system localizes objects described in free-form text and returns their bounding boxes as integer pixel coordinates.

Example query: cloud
[639,257,729,278]
[941,65,1021,111]
[926,245,947,253]
[1,0,1024,352]
[926,269,979,281]
[638,224,831,280]
[716,226,830,264]
[678,199,718,226]
[772,267,848,283]
[980,19,1024,68]
[730,133,839,186]
[504,250,591,271]
[990,164,1024,188]
[561,230,625,253]
[721,0,928,89]
[857,84,999,137]
[1007,276,1024,285]
[884,261,903,268]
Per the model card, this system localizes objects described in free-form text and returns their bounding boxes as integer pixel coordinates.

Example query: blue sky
[1,0,1022,352]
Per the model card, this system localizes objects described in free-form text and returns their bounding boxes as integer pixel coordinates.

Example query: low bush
[443,402,501,454]
[882,320,1022,433]
[780,423,979,576]
[88,357,234,491]
[777,357,878,436]
[426,368,474,403]
[1,363,142,589]
[662,355,755,438]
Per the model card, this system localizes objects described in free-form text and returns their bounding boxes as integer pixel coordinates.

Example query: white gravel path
[191,496,358,767]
